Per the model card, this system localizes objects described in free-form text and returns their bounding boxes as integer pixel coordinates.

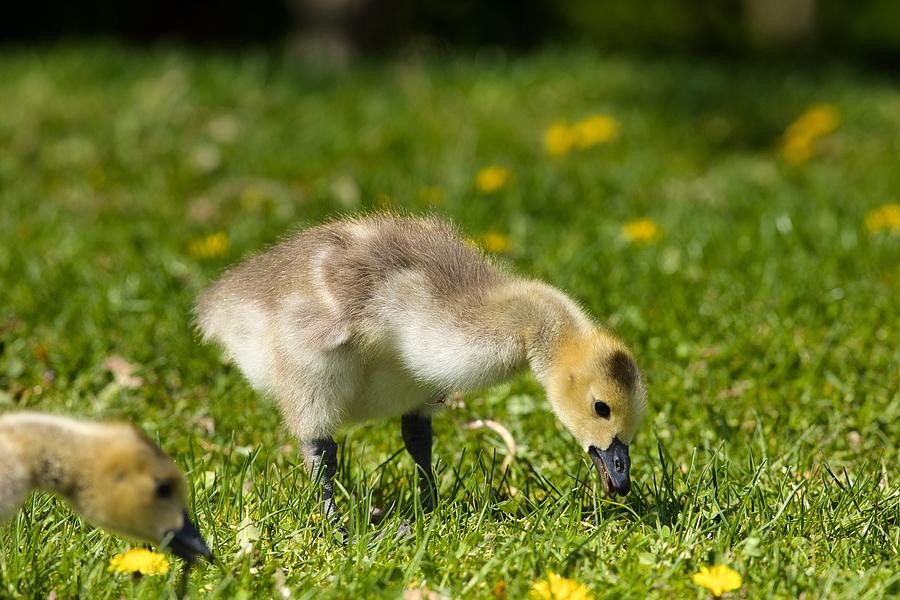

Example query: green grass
[0,44,898,599]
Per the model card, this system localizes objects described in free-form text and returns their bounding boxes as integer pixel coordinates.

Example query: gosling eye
[155,480,174,499]
[593,401,611,419]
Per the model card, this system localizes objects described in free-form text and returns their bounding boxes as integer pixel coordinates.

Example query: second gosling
[0,412,212,563]
[197,214,647,523]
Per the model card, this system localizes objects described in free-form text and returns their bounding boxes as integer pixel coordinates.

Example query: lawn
[0,44,898,599]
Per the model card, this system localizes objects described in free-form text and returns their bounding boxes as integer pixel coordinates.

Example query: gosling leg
[401,412,436,512]
[302,437,342,529]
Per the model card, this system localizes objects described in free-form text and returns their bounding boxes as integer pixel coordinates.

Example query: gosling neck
[486,281,594,383]
[0,414,91,500]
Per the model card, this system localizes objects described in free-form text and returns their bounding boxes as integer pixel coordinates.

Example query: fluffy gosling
[0,412,212,563]
[197,214,646,522]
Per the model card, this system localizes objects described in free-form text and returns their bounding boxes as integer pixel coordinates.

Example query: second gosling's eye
[155,480,173,499]
[594,401,611,419]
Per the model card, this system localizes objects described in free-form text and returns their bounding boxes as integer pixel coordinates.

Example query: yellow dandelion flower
[545,122,576,157]
[475,166,512,194]
[108,548,171,576]
[572,115,619,149]
[189,231,229,259]
[529,572,593,600]
[787,104,841,139]
[781,134,815,165]
[479,232,511,253]
[691,564,743,597]
[621,218,662,244]
[864,203,900,234]
[781,104,841,164]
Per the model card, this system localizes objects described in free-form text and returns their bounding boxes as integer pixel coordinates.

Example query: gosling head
[543,329,647,497]
[78,426,212,563]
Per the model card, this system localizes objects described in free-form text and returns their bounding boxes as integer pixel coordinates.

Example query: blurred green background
[5,0,900,60]
[1,1,898,599]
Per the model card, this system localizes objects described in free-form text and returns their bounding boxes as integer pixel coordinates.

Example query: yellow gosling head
[77,425,212,563]
[543,328,647,497]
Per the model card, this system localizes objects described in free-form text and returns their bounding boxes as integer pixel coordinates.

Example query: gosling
[197,214,646,522]
[0,412,212,563]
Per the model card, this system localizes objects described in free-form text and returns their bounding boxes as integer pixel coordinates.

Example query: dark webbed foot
[401,412,436,512]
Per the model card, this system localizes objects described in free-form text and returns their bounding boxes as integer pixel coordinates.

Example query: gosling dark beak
[164,511,213,564]
[588,437,631,497]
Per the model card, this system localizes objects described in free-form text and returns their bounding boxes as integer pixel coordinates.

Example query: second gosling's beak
[588,437,631,497]
[164,511,213,563]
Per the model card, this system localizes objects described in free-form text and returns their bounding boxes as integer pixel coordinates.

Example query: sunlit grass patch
[0,45,898,599]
